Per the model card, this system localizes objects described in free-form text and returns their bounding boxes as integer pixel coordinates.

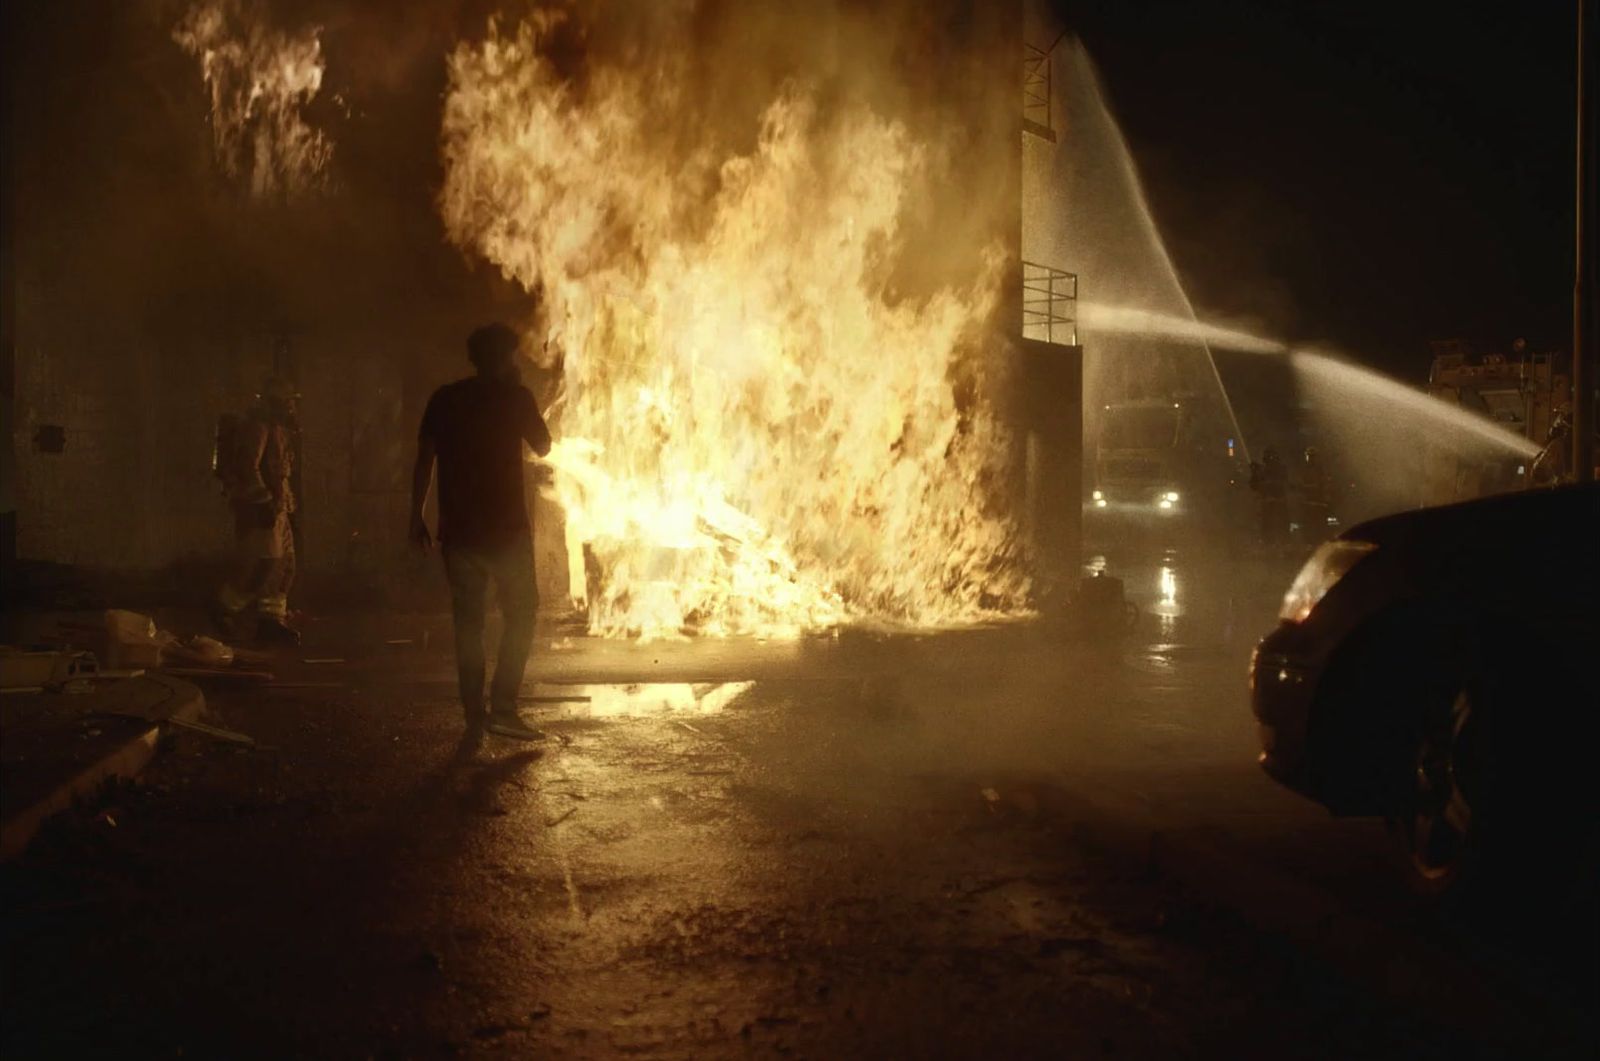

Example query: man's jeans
[443,535,538,721]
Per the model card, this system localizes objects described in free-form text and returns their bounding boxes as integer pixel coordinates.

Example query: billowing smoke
[439,5,1027,639]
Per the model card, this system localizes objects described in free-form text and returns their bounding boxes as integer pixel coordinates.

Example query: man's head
[468,323,521,379]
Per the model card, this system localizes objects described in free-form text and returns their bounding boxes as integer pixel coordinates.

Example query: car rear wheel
[1390,684,1486,898]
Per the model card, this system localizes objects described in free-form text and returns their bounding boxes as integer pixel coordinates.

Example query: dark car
[1250,482,1600,897]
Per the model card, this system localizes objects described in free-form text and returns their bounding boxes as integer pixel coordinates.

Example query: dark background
[1057,0,1580,378]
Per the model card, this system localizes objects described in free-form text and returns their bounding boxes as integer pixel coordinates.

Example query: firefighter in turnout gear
[215,375,301,644]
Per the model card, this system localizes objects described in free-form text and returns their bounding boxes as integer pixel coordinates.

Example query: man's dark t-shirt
[419,377,552,550]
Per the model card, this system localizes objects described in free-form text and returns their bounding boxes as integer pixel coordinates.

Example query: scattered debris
[90,708,259,748]
[161,667,275,684]
[229,646,275,667]
[544,807,577,827]
[0,647,98,691]
[102,610,166,669]
[167,716,259,747]
[164,635,234,668]
[1065,574,1140,638]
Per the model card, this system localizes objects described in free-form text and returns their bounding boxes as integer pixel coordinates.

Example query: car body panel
[1250,482,1600,813]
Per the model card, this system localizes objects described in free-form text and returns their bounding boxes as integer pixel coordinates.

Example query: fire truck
[1421,339,1572,505]
[1088,399,1192,516]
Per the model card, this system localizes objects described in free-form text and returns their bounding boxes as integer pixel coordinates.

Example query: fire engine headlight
[1092,490,1104,501]
[1279,539,1378,623]
[1158,498,1173,509]
[1165,491,1180,502]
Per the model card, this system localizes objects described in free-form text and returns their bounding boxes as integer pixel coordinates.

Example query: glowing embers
[540,682,754,719]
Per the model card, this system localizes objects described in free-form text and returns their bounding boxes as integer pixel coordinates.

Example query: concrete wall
[1016,339,1084,598]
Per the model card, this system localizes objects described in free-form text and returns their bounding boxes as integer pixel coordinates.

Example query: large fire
[440,12,1026,639]
[173,1,332,200]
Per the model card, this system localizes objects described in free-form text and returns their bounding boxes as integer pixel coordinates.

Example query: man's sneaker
[485,713,546,742]
[255,616,302,646]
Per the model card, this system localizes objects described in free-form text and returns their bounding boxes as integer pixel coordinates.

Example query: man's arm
[522,390,552,458]
[410,434,437,550]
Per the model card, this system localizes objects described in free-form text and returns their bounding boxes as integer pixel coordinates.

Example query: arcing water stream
[1077,303,1290,357]
[1078,301,1541,459]
[1028,33,1539,528]
[1025,41,1253,461]
[1291,351,1539,458]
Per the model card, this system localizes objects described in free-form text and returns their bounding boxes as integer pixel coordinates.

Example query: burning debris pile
[173,0,333,199]
[440,10,1027,639]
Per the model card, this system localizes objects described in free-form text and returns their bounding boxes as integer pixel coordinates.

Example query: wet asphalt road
[1,547,1587,1058]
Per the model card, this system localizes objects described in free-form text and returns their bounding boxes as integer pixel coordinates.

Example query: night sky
[1056,0,1580,379]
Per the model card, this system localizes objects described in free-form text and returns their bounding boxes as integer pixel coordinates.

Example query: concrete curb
[1057,787,1582,1056]
[0,675,205,860]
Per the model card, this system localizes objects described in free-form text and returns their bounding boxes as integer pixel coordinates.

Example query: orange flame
[440,14,1025,639]
[173,1,332,199]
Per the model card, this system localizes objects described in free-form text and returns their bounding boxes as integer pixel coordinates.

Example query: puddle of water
[532,682,755,719]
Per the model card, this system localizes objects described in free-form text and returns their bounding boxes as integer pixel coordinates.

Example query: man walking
[410,323,552,740]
